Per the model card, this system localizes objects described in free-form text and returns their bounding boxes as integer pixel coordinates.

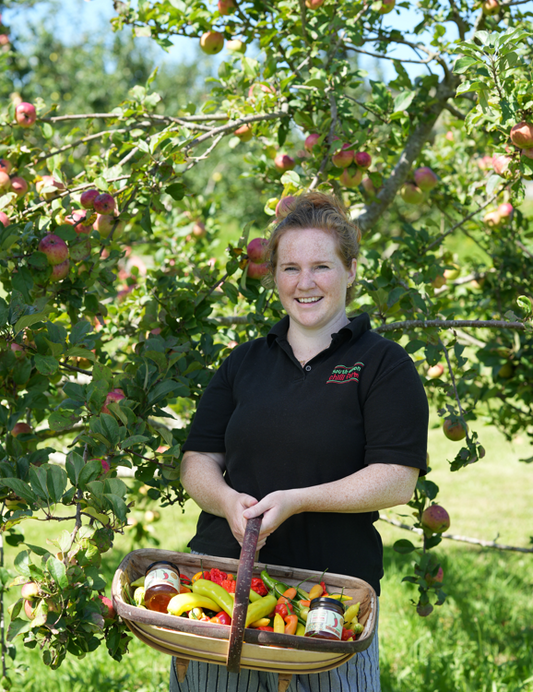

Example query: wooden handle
[226,515,262,673]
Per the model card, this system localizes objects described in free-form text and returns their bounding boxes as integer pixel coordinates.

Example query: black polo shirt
[182,313,428,594]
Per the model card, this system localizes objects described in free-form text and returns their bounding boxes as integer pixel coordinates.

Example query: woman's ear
[348,258,357,284]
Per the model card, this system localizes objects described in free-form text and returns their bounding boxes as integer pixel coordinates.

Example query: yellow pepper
[273,613,285,634]
[308,584,323,600]
[192,579,235,617]
[249,617,271,628]
[167,593,219,617]
[344,602,361,625]
[296,623,306,636]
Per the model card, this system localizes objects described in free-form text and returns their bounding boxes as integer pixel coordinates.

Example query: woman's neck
[286,312,350,363]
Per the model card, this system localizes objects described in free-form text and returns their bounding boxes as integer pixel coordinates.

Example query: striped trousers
[169,604,380,692]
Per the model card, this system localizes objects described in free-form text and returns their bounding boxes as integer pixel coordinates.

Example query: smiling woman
[176,192,429,692]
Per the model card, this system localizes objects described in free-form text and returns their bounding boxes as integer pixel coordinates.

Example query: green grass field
[5,417,533,692]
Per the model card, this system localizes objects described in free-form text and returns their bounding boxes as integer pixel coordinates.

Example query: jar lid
[309,597,345,614]
[146,560,181,573]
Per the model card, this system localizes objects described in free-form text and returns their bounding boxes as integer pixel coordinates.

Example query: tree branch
[185,111,287,151]
[374,319,528,333]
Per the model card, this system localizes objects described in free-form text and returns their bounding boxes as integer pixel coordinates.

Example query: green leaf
[100,413,120,446]
[48,411,76,432]
[78,460,103,490]
[517,295,532,315]
[147,380,183,406]
[29,465,49,501]
[120,435,149,449]
[165,183,185,201]
[14,313,46,336]
[104,478,127,497]
[405,339,426,354]
[453,56,479,74]
[8,617,34,640]
[393,90,416,113]
[34,354,59,376]
[393,539,416,554]
[104,493,128,522]
[14,551,31,578]
[47,465,68,504]
[47,555,68,589]
[2,479,37,504]
[69,320,93,345]
[65,347,95,362]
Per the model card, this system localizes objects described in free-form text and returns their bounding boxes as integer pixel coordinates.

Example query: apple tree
[0,0,533,679]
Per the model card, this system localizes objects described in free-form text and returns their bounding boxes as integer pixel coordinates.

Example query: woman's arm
[181,450,261,547]
[243,463,420,543]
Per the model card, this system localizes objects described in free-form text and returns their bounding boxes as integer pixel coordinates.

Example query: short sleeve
[362,357,428,474]
[181,357,235,453]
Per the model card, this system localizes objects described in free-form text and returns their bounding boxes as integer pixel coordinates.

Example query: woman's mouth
[296,297,322,304]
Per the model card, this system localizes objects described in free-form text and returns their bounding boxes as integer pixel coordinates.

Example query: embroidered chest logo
[326,362,364,384]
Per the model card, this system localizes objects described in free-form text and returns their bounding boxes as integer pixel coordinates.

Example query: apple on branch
[442,417,467,441]
[38,234,69,265]
[36,175,65,200]
[339,167,362,188]
[421,504,451,534]
[15,102,36,127]
[234,124,253,142]
[10,176,28,197]
[304,133,321,152]
[246,237,269,264]
[0,211,10,227]
[510,121,533,149]
[354,151,372,169]
[80,188,100,209]
[274,153,295,172]
[102,388,126,415]
[0,171,11,192]
[275,196,296,219]
[50,259,70,282]
[0,159,12,174]
[200,31,224,55]
[332,143,354,169]
[93,193,116,215]
[65,209,93,234]
[414,166,438,191]
[226,39,246,53]
[401,182,425,204]
[12,422,32,437]
[218,0,236,15]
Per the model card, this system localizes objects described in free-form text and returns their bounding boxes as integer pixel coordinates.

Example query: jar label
[145,567,180,592]
[305,608,343,639]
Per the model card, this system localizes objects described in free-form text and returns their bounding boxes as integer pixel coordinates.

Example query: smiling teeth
[297,297,321,303]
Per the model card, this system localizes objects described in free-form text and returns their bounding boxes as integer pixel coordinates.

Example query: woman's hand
[242,489,301,547]
[223,492,261,547]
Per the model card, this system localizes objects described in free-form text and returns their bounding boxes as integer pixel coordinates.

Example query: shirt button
[305,365,312,372]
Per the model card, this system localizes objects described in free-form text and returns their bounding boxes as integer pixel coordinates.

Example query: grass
[4,418,533,692]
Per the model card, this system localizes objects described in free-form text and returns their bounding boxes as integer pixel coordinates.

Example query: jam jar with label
[144,561,181,613]
[304,597,345,640]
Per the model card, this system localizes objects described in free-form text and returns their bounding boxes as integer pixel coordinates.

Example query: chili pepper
[179,585,192,594]
[249,589,262,603]
[296,622,306,636]
[220,578,236,593]
[299,599,311,608]
[284,614,298,635]
[256,626,274,632]
[192,570,211,583]
[348,622,364,635]
[273,613,285,634]
[167,593,220,617]
[343,602,360,625]
[328,594,352,602]
[244,594,277,628]
[274,603,289,619]
[320,581,328,596]
[189,607,209,621]
[260,570,290,598]
[249,617,271,628]
[180,574,192,585]
[341,627,354,641]
[283,587,297,600]
[210,610,232,626]
[251,578,268,597]
[209,568,227,586]
[191,579,234,617]
[308,583,323,601]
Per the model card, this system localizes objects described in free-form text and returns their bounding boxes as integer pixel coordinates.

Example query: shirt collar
[267,313,371,346]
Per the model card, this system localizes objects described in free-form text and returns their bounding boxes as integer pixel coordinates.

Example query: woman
[172,192,428,692]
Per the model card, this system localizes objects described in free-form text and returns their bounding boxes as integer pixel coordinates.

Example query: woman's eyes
[283,265,331,272]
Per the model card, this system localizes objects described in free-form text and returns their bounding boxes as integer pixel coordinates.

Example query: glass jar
[304,597,345,640]
[144,561,181,613]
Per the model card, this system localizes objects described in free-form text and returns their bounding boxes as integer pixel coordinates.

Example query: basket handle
[226,514,262,674]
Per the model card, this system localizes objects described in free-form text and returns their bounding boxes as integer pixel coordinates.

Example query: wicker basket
[112,517,377,691]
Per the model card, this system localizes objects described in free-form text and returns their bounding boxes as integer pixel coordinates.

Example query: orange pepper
[299,599,311,607]
[284,614,298,635]
[283,587,297,600]
[180,585,192,593]
[308,583,323,600]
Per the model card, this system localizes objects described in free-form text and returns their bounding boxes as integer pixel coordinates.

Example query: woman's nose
[297,269,316,289]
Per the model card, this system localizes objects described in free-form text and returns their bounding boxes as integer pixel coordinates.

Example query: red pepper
[221,578,236,593]
[320,581,328,596]
[251,578,268,596]
[209,568,227,586]
[180,574,192,585]
[341,627,353,641]
[277,596,294,613]
[256,626,274,631]
[274,603,288,619]
[210,611,232,626]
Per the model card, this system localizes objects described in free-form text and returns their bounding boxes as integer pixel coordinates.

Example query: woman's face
[274,227,357,333]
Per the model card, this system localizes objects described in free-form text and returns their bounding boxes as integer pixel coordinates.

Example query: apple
[421,504,450,533]
[442,417,467,441]
[21,582,40,600]
[274,153,295,172]
[93,192,116,214]
[482,0,499,14]
[50,258,70,282]
[362,177,378,198]
[248,83,275,101]
[65,209,92,234]
[93,213,123,238]
[80,188,100,209]
[401,182,425,204]
[12,422,32,436]
[0,170,11,191]
[98,595,116,621]
[425,566,444,586]
[0,34,9,47]
[144,509,161,523]
[492,154,512,177]
[427,363,444,379]
[69,237,92,262]
[305,0,325,7]
[200,31,224,55]
[354,151,372,169]
[234,123,253,142]
[0,211,9,227]
[332,143,354,169]
[483,209,501,227]
[414,166,438,191]
[304,133,321,152]
[339,166,363,188]
[10,176,28,197]
[15,102,36,127]
[247,261,269,280]
[379,0,395,13]
[192,220,207,238]
[102,388,126,415]
[497,362,513,378]
[36,175,65,200]
[218,0,236,14]
[226,39,246,53]
[0,159,12,174]
[24,599,38,620]
[431,274,446,289]
[522,148,533,160]
[275,196,296,218]
[510,121,533,149]
[477,154,493,170]
[443,263,460,281]
[247,237,269,263]
[38,234,69,265]
[497,202,513,219]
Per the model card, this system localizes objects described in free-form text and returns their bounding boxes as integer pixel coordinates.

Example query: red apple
[50,259,70,282]
[247,237,269,263]
[354,151,372,169]
[483,209,501,227]
[93,214,123,238]
[234,124,253,142]
[421,504,450,533]
[93,193,116,214]
[414,166,438,191]
[15,102,36,127]
[431,274,446,289]
[102,388,126,415]
[38,234,69,265]
[80,188,100,209]
[274,153,295,172]
[482,0,499,14]
[218,0,236,14]
[24,599,38,620]
[379,0,395,13]
[522,148,533,160]
[332,143,354,169]
[12,422,32,437]
[427,363,444,379]
[275,196,296,218]
[10,176,28,197]
[0,159,12,174]
[305,0,325,7]
[339,166,362,188]
[0,211,9,227]
[248,83,275,101]
[98,595,117,621]
[21,582,40,600]
[497,202,513,218]
[65,209,92,234]
[492,154,512,177]
[36,175,65,200]
[510,121,533,149]
[401,182,425,204]
[477,154,493,170]
[200,31,224,55]
[0,170,11,191]
[247,261,269,280]
[425,566,444,586]
[304,133,320,152]
[442,417,467,441]
[192,220,207,238]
